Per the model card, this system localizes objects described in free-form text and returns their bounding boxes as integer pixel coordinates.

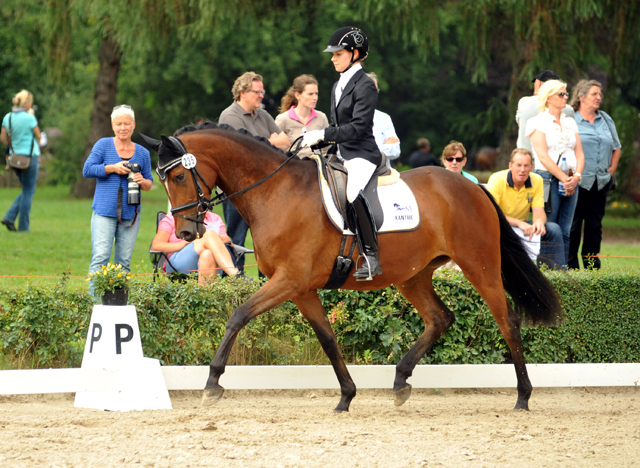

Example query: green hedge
[1,269,639,369]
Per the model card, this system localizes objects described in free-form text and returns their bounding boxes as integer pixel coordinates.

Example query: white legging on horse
[343,157,376,203]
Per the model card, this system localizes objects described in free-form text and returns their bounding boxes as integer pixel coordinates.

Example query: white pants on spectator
[512,227,540,261]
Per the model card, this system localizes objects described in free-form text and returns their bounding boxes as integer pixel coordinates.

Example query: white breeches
[344,158,377,203]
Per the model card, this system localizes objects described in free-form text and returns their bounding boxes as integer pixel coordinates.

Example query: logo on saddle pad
[393,203,414,222]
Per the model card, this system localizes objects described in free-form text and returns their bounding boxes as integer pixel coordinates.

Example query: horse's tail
[480,185,564,327]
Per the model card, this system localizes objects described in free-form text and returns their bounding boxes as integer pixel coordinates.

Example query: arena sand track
[0,387,638,467]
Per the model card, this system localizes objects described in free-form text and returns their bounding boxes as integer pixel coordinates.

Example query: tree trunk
[71,35,121,198]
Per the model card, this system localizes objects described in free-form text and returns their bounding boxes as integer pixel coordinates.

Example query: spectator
[486,148,564,269]
[409,138,439,168]
[516,70,574,151]
[151,211,239,283]
[366,72,400,168]
[441,140,478,183]
[526,79,585,266]
[218,71,288,273]
[83,105,154,279]
[275,74,329,158]
[568,79,621,269]
[1,90,42,232]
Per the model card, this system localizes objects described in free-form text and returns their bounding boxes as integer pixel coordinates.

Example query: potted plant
[87,263,132,306]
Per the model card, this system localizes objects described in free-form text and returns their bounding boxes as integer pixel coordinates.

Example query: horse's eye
[174,173,185,183]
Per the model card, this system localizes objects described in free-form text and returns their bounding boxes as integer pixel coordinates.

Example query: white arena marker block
[74,305,171,411]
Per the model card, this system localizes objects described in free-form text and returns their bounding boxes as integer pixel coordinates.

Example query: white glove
[301,129,325,147]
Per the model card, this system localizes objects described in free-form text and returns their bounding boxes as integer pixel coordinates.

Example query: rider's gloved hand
[301,129,325,147]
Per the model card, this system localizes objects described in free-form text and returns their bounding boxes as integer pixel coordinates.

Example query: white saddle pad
[310,156,421,234]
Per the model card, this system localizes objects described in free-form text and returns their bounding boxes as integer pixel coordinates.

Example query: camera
[124,162,141,205]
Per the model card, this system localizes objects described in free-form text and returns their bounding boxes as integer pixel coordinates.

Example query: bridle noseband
[156,135,303,226]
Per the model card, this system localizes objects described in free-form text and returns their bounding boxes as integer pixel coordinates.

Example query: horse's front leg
[202,277,293,405]
[293,292,356,412]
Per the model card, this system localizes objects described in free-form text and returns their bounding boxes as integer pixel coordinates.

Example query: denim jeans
[4,159,39,232]
[222,200,249,272]
[539,222,565,270]
[536,171,578,266]
[89,211,140,276]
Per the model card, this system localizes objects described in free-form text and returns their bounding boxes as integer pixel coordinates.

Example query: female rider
[302,26,382,280]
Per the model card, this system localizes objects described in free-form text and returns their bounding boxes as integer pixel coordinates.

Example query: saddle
[312,152,392,231]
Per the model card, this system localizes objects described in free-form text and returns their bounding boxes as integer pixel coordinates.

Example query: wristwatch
[574,172,582,179]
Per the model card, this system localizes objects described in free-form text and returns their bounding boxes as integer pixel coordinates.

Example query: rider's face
[331,49,356,73]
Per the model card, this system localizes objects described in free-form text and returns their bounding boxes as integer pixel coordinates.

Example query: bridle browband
[156,135,304,226]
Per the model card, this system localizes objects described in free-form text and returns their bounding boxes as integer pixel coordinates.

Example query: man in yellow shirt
[486,148,564,269]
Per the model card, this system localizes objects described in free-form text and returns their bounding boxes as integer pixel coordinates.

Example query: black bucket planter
[101,288,129,306]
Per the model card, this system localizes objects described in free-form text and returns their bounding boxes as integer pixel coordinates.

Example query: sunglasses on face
[247,90,265,96]
[557,92,569,98]
[445,157,464,163]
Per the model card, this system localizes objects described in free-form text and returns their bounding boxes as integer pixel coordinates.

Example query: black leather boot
[349,194,382,281]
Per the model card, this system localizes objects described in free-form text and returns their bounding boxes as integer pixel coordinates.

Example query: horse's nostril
[180,231,196,242]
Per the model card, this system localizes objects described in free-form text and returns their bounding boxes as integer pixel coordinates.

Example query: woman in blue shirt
[567,80,621,270]
[83,105,154,279]
[1,90,42,232]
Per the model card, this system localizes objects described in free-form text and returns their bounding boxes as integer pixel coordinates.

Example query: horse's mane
[174,120,285,154]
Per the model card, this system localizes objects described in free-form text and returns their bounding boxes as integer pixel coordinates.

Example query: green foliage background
[1,269,638,370]
[2,0,639,199]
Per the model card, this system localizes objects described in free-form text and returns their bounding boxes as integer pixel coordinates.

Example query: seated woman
[441,140,479,183]
[151,211,239,283]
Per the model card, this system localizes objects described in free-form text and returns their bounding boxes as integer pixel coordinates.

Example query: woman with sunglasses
[441,141,478,183]
[83,105,154,292]
[525,79,585,267]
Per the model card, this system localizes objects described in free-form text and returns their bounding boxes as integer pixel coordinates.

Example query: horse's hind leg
[458,260,532,411]
[293,292,356,412]
[394,269,455,406]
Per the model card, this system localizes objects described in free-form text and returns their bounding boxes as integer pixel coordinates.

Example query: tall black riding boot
[349,193,382,281]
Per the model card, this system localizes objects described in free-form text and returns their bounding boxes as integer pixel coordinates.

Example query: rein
[158,135,305,225]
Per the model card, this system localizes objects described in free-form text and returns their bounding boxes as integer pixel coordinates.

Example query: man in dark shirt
[409,138,439,168]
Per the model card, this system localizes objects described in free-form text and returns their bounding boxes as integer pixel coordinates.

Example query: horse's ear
[139,133,161,152]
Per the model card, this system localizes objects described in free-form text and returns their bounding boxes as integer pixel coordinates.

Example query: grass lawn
[0,184,638,290]
[0,183,258,289]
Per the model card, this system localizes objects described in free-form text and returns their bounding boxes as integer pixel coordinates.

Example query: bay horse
[145,121,562,412]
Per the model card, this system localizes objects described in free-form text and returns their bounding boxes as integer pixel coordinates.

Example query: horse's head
[142,132,213,241]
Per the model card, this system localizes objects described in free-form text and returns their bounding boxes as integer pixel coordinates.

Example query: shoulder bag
[6,113,34,170]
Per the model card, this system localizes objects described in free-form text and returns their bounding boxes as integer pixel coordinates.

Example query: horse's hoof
[201,387,224,406]
[333,407,349,414]
[394,384,412,406]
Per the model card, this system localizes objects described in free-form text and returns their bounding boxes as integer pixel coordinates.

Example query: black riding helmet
[323,26,369,62]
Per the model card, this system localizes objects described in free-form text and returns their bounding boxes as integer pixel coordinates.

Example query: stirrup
[353,254,381,281]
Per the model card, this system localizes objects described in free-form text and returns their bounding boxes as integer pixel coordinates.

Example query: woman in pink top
[151,212,238,283]
[275,74,329,157]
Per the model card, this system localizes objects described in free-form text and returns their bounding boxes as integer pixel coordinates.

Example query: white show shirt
[525,109,579,173]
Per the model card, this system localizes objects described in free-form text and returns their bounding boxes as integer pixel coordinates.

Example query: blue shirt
[574,110,621,191]
[462,170,479,184]
[83,137,154,219]
[2,110,40,156]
